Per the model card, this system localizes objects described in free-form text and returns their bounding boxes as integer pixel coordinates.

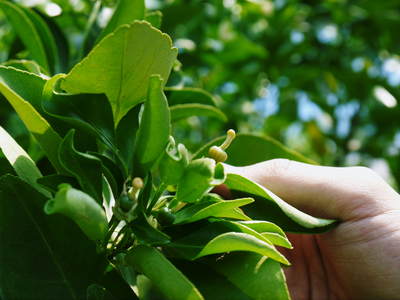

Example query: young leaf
[196,232,290,265]
[225,173,337,231]
[0,1,49,71]
[170,103,227,122]
[194,133,315,164]
[213,253,291,300]
[176,158,216,203]
[159,137,189,185]
[44,184,108,241]
[125,245,204,300]
[238,220,287,237]
[173,197,253,224]
[262,232,292,249]
[58,130,103,203]
[97,0,145,42]
[0,66,63,172]
[0,175,105,299]
[61,21,178,123]
[134,75,171,174]
[0,126,49,196]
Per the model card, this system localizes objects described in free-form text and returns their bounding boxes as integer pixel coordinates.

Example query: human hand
[225,159,400,300]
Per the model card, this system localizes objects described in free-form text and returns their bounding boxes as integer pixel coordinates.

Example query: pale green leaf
[0,126,49,196]
[0,66,63,172]
[62,21,178,123]
[173,198,253,224]
[225,173,336,229]
[196,232,290,265]
[126,245,204,300]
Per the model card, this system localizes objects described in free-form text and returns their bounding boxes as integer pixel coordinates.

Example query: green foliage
[0,1,344,299]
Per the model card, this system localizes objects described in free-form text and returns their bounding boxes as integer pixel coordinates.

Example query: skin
[225,159,400,300]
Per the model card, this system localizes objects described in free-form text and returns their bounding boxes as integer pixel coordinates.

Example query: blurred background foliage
[1,0,400,187]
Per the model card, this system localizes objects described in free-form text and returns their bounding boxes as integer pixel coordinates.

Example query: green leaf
[126,245,204,300]
[196,232,289,265]
[212,253,291,300]
[37,174,79,193]
[170,103,227,122]
[165,87,217,106]
[42,75,116,152]
[130,212,170,246]
[115,105,140,174]
[2,59,43,75]
[21,6,60,74]
[159,137,189,185]
[261,232,292,249]
[0,1,49,71]
[145,11,162,28]
[0,126,49,196]
[61,21,178,123]
[0,66,63,172]
[97,0,145,42]
[194,133,315,164]
[176,158,216,203]
[225,173,337,231]
[134,75,171,174]
[173,197,253,224]
[172,259,251,300]
[237,220,286,237]
[58,130,103,203]
[0,175,105,299]
[44,184,108,241]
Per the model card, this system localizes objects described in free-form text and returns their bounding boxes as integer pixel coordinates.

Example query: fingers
[225,159,400,220]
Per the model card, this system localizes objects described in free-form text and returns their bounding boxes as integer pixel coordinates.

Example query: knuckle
[264,158,293,177]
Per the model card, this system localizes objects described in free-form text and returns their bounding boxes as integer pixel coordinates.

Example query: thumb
[225,159,400,220]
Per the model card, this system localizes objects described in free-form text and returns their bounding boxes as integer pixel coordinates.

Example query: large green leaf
[61,21,178,123]
[170,103,227,122]
[0,66,63,171]
[0,175,105,299]
[173,197,253,224]
[194,133,315,165]
[0,126,48,196]
[225,173,337,232]
[126,245,204,300]
[134,75,171,174]
[0,1,49,71]
[212,253,291,300]
[97,0,145,42]
[58,131,104,203]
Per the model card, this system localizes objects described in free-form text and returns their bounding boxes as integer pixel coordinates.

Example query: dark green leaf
[165,87,217,106]
[170,103,227,122]
[212,253,291,300]
[58,130,103,203]
[0,175,105,299]
[130,212,170,245]
[145,11,162,28]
